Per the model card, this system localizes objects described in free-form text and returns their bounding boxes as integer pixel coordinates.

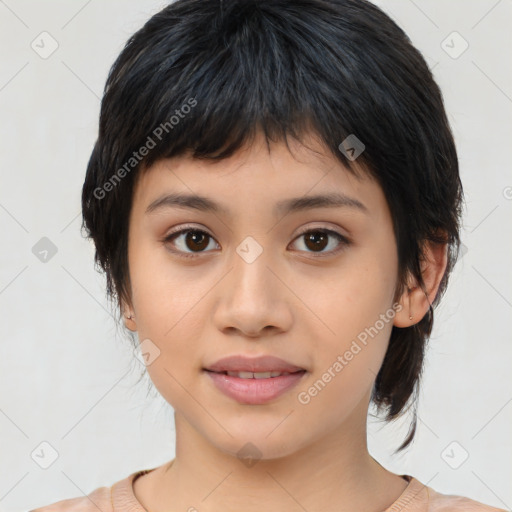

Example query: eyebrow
[145,191,368,216]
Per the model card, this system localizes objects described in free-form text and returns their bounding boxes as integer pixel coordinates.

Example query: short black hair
[82,0,463,451]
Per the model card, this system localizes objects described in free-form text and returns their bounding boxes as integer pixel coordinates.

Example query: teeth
[226,371,292,379]
[253,371,272,379]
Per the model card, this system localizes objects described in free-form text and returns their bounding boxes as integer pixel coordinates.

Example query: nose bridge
[229,237,277,310]
[213,236,292,336]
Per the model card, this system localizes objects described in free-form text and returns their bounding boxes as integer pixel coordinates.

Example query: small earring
[126,314,134,320]
[409,315,413,320]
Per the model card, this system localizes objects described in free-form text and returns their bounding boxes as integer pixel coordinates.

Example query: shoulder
[29,464,164,512]
[427,485,507,512]
[29,485,112,512]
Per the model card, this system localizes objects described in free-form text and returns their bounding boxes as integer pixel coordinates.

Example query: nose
[212,248,293,339]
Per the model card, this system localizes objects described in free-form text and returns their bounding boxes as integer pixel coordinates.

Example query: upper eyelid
[164,223,215,240]
[163,223,348,240]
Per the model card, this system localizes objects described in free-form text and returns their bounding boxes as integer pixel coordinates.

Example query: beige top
[31,466,507,512]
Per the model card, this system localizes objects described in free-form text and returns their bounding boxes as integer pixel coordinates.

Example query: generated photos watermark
[93,97,197,200]
[297,302,403,405]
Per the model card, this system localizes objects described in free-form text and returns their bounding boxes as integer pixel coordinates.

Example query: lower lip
[204,370,307,405]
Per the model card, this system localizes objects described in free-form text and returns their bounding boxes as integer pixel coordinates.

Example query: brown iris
[184,230,210,252]
[303,231,329,252]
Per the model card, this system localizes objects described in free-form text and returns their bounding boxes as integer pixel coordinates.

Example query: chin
[204,423,309,464]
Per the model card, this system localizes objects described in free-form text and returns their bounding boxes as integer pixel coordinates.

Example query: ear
[393,240,448,328]
[121,299,138,332]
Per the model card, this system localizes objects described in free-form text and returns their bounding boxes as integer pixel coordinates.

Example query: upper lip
[204,355,306,373]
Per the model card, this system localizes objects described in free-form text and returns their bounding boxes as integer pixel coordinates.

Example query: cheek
[128,234,208,331]
[133,273,209,335]
[297,251,397,406]
[296,297,394,423]
[311,251,397,343]
[129,268,211,405]
[127,242,214,391]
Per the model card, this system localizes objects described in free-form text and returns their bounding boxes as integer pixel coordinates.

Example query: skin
[122,131,447,512]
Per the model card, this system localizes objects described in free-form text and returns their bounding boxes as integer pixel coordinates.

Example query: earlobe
[393,285,417,328]
[122,302,138,332]
[124,313,137,332]
[393,240,448,328]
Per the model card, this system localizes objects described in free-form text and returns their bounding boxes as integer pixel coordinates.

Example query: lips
[203,354,306,374]
[203,355,307,404]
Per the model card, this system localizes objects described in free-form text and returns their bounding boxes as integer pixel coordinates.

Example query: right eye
[163,227,220,259]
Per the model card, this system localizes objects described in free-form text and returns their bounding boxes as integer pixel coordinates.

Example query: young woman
[32,0,506,510]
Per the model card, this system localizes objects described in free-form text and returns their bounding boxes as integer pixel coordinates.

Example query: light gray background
[1,1,511,510]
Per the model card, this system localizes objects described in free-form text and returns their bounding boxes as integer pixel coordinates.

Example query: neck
[139,399,409,512]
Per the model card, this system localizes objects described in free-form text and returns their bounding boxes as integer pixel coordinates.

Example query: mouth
[202,354,308,404]
[203,368,308,404]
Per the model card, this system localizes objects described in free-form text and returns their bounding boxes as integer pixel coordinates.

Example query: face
[124,131,400,460]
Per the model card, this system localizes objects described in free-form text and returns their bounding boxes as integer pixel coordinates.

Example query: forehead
[131,132,385,220]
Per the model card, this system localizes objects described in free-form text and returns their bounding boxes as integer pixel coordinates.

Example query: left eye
[291,229,349,255]
[163,228,349,258]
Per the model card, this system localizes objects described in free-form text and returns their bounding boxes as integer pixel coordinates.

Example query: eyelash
[161,224,351,260]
